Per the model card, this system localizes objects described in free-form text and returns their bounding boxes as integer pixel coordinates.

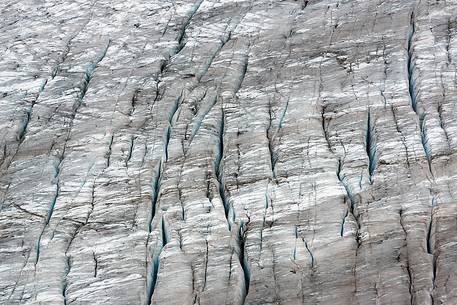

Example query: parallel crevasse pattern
[1,1,457,305]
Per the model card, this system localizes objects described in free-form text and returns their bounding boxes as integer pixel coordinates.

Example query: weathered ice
[1,0,457,304]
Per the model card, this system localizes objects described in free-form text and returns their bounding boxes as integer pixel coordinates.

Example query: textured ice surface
[1,0,457,304]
